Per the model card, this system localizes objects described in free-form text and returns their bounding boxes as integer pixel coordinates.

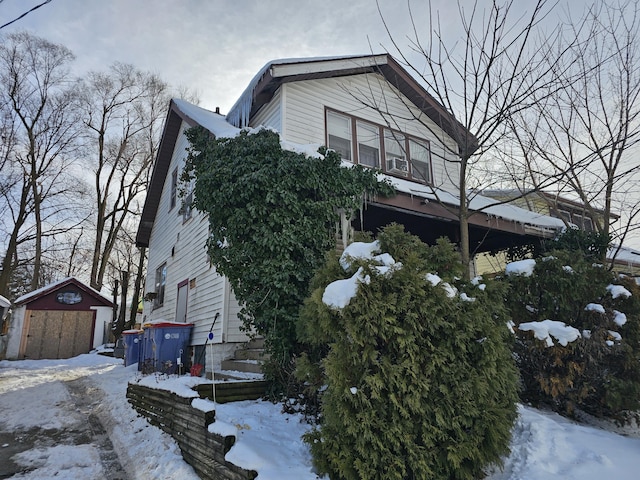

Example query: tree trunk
[128,246,146,329]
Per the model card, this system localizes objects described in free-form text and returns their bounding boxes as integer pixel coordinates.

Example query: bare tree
[0,32,82,297]
[78,63,168,290]
[512,0,640,258]
[369,0,580,277]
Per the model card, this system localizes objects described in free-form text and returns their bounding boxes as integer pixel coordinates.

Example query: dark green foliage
[504,227,611,264]
[505,250,640,418]
[182,127,394,365]
[541,228,610,261]
[299,225,519,480]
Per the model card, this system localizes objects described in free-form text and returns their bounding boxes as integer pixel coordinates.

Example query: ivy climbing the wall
[182,126,394,367]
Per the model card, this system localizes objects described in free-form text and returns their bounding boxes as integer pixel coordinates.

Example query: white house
[136,54,566,372]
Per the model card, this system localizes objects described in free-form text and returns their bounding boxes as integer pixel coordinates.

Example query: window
[181,191,193,222]
[573,214,594,232]
[170,168,178,211]
[384,129,408,174]
[327,111,352,161]
[154,263,167,308]
[409,139,431,184]
[356,121,380,168]
[325,109,432,184]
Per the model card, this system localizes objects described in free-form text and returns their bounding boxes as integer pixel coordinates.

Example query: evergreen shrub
[298,224,519,480]
[505,248,640,418]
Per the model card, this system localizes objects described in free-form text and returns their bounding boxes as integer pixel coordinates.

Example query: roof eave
[241,54,478,157]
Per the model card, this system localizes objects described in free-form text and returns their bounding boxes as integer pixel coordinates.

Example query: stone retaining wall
[126,383,257,480]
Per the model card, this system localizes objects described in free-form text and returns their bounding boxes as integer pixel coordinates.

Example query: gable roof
[14,277,113,307]
[136,99,232,248]
[136,55,481,248]
[226,54,478,156]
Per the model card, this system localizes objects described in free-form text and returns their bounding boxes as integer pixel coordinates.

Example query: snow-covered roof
[609,244,640,267]
[172,98,241,139]
[0,294,10,308]
[14,277,112,306]
[226,54,383,128]
[384,174,566,232]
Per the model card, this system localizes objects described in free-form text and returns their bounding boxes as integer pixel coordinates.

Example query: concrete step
[245,337,265,349]
[220,358,263,374]
[233,348,269,361]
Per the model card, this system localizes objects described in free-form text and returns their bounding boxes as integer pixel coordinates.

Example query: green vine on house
[182,126,394,366]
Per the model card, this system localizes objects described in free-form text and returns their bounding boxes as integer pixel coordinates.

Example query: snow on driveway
[0,354,198,480]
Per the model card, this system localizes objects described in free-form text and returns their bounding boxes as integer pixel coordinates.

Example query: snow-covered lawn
[1,353,639,479]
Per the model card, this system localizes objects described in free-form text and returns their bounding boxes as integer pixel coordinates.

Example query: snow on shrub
[518,320,581,347]
[299,225,519,480]
[505,258,536,276]
[504,249,640,418]
[606,284,632,299]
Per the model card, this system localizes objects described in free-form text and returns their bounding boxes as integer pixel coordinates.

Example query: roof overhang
[14,277,114,307]
[226,54,479,157]
[360,191,559,254]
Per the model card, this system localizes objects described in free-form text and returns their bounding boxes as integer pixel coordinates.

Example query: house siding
[270,74,460,192]
[144,122,249,348]
[252,88,282,133]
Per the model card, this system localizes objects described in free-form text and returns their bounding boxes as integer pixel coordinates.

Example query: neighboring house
[3,277,113,360]
[480,189,617,233]
[477,189,640,275]
[136,54,566,372]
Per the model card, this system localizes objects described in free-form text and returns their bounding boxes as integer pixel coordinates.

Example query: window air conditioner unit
[386,157,409,173]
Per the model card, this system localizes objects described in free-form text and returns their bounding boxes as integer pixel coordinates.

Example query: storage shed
[4,277,114,360]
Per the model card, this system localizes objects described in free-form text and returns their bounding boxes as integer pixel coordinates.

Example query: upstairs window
[327,111,352,161]
[170,168,178,211]
[384,129,408,175]
[326,108,432,184]
[356,121,380,168]
[573,214,594,232]
[181,191,193,223]
[409,139,431,184]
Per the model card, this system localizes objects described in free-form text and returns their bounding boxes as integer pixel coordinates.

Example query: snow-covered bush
[298,225,519,480]
[505,250,640,418]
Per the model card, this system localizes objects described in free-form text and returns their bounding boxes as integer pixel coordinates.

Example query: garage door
[23,310,95,359]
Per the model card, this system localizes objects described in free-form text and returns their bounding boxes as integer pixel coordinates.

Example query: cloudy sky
[0,0,580,113]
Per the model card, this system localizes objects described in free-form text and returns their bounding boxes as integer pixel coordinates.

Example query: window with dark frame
[170,168,178,211]
[356,121,380,168]
[573,214,594,232]
[154,263,167,309]
[326,109,432,184]
[327,110,352,161]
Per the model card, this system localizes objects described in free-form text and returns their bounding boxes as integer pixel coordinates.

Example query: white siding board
[144,121,250,349]
[252,88,282,133]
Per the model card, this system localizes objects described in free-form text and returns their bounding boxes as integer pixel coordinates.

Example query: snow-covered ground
[1,353,639,479]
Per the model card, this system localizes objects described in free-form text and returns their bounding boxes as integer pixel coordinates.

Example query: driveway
[0,361,128,479]
[0,354,199,480]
